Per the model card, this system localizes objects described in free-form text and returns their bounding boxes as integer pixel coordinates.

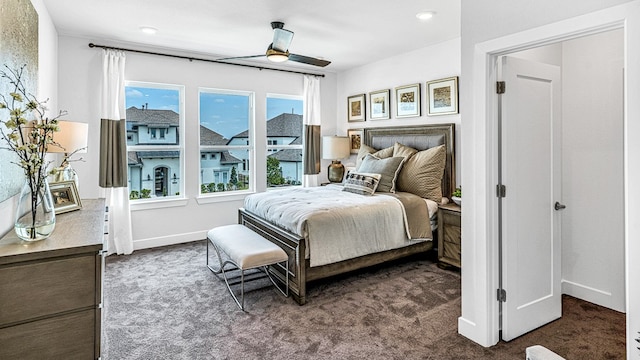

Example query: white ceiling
[42,0,460,72]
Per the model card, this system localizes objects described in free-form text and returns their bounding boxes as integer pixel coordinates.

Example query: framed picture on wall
[395,83,421,118]
[347,94,366,122]
[426,76,459,116]
[347,129,364,154]
[368,89,390,120]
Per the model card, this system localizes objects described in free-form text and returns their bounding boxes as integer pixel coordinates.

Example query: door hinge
[496,184,506,198]
[497,288,507,302]
[497,81,506,94]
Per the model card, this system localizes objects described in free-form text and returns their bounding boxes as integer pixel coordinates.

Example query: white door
[500,56,562,341]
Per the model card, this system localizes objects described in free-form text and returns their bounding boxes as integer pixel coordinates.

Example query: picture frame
[426,76,459,116]
[49,180,83,214]
[347,94,366,122]
[347,129,364,154]
[395,83,421,118]
[368,89,390,120]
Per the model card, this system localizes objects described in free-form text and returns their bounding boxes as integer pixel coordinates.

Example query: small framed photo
[347,129,364,154]
[49,180,82,214]
[347,94,366,122]
[426,76,459,116]
[369,89,390,120]
[395,83,421,118]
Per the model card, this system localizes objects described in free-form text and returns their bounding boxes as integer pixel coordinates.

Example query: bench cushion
[207,224,287,269]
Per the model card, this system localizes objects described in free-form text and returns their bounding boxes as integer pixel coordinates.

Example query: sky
[126,86,303,139]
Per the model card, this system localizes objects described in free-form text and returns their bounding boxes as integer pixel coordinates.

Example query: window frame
[266,93,305,189]
[125,81,186,210]
[197,87,255,201]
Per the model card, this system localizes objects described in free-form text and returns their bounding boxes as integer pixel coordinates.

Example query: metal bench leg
[264,260,289,298]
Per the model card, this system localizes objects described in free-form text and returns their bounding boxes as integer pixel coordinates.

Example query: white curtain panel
[101,49,133,255]
[303,75,321,187]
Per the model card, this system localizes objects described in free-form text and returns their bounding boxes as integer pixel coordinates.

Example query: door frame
[459,2,640,357]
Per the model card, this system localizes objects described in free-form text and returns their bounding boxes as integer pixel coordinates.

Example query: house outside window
[199,89,253,194]
[125,82,184,200]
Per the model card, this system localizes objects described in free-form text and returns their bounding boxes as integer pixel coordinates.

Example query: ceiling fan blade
[288,53,331,67]
[217,54,265,61]
[272,28,294,52]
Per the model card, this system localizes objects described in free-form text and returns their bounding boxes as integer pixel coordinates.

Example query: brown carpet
[103,240,625,359]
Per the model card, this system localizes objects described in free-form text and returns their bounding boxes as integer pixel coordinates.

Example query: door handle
[554,202,566,211]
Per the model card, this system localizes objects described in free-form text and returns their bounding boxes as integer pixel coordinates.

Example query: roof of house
[220,151,241,164]
[231,113,302,139]
[269,148,303,162]
[200,125,229,146]
[126,106,179,127]
[128,151,140,166]
[135,151,180,159]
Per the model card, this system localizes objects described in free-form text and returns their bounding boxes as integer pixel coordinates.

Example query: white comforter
[243,185,435,267]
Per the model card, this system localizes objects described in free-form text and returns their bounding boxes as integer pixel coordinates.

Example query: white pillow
[342,172,382,196]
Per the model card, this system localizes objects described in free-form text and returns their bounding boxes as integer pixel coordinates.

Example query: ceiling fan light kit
[266,48,289,63]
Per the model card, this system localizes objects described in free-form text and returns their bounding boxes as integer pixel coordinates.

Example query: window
[199,89,253,194]
[125,82,184,200]
[266,95,304,187]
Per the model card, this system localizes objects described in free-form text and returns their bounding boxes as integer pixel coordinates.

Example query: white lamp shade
[50,121,89,154]
[322,136,350,160]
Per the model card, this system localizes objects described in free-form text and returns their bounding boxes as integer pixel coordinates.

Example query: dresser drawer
[0,308,96,360]
[0,254,96,326]
[443,223,461,246]
[440,209,461,228]
[442,241,461,264]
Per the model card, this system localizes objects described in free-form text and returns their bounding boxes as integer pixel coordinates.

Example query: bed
[239,124,456,305]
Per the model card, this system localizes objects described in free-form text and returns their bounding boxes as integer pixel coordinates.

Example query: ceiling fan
[218,21,331,67]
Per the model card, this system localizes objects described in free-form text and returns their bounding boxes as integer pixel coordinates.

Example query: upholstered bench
[206,224,288,310]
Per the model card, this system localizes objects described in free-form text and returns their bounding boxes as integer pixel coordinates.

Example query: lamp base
[327,160,345,183]
[52,164,78,185]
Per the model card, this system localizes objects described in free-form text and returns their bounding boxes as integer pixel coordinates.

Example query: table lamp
[49,121,89,185]
[322,135,350,183]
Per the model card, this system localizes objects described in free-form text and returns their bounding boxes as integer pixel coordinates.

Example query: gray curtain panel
[99,118,127,188]
[304,124,321,175]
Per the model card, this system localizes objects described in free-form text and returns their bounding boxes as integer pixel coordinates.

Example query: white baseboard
[458,316,497,347]
[133,230,207,251]
[561,279,625,313]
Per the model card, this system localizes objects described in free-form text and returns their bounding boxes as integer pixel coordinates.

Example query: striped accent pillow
[342,172,382,196]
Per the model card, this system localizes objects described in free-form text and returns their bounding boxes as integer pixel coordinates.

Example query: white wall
[511,30,625,312]
[460,1,640,357]
[336,38,461,180]
[0,0,58,238]
[56,35,337,249]
[561,29,625,312]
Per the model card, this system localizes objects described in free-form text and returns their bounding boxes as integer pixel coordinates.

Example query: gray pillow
[358,154,405,193]
[356,144,393,170]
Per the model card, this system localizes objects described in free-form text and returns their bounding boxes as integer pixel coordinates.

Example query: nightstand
[437,202,461,269]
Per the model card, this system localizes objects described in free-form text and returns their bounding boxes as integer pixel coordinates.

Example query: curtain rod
[88,43,325,78]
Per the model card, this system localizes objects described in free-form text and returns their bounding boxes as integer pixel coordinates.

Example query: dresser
[437,202,461,268]
[0,199,106,360]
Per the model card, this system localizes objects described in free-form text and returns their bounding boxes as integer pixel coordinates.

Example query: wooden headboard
[363,124,456,198]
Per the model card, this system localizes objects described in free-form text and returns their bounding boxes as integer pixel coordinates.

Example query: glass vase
[14,177,56,241]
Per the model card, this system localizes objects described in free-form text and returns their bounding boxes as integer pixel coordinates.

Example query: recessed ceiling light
[139,26,158,35]
[416,11,436,21]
